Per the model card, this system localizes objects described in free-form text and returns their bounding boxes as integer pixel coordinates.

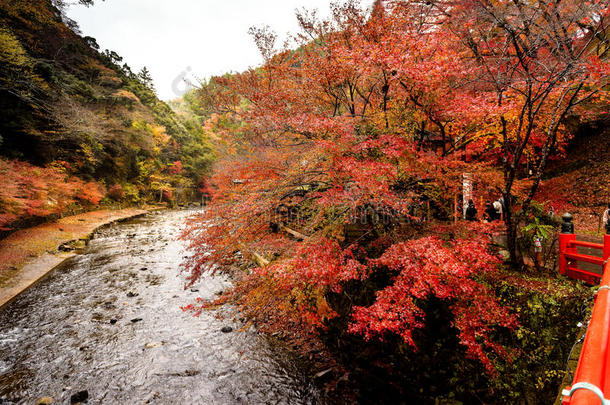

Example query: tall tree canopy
[183,0,609,378]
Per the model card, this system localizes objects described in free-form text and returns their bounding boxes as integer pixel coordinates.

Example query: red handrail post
[559,213,576,276]
[602,233,610,262]
[604,233,609,264]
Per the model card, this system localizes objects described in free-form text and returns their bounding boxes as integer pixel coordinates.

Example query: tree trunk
[503,192,520,267]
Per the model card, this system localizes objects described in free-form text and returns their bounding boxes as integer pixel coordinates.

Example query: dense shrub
[108,184,125,200]
[0,158,104,230]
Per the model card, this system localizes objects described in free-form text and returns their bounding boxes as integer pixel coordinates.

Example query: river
[0,210,321,404]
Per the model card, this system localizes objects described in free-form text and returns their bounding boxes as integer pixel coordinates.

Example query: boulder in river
[221,326,233,333]
[58,242,75,252]
[70,390,88,404]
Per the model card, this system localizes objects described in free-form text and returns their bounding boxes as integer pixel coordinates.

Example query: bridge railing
[561,213,610,404]
[558,213,610,284]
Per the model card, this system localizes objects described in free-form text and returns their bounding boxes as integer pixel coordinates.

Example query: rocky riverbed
[0,210,320,404]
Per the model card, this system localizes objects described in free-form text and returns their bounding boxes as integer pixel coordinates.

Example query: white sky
[67,0,374,100]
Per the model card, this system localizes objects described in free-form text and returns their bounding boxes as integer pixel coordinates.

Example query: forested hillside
[1,0,609,402]
[0,0,213,233]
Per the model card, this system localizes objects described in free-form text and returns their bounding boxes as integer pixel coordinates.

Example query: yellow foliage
[112,90,140,104]
[132,121,170,147]
[150,125,170,146]
[0,26,32,71]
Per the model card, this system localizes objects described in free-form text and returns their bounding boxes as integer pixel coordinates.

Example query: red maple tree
[182,0,609,373]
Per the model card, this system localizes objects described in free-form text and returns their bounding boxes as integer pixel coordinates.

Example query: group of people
[465,198,505,222]
[465,200,610,230]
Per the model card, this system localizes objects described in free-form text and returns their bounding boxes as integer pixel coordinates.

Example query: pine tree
[138,67,155,91]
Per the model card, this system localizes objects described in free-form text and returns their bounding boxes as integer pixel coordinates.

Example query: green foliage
[319,269,588,404]
[0,0,214,219]
[122,183,140,204]
[518,201,560,263]
[522,217,555,240]
[486,275,590,403]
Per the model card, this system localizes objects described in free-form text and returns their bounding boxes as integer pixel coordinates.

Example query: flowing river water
[0,210,321,404]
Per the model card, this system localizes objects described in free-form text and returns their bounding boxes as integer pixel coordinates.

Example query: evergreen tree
[138,67,155,92]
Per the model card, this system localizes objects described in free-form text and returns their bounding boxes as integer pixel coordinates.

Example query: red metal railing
[558,214,610,284]
[561,213,610,404]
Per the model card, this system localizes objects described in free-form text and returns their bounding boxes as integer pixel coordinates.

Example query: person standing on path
[465,200,478,221]
[493,199,503,221]
[483,201,497,222]
[603,203,610,232]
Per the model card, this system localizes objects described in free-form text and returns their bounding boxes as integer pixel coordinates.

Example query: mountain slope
[0,0,213,232]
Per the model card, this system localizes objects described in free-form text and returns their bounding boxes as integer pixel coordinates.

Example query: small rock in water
[131,318,143,323]
[36,397,53,405]
[221,326,233,333]
[168,369,200,377]
[145,342,163,349]
[70,390,88,404]
[126,292,139,298]
[109,319,117,325]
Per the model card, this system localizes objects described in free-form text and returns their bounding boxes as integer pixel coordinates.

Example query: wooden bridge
[560,213,610,404]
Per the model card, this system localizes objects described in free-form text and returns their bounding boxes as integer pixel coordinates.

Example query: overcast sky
[67,0,374,100]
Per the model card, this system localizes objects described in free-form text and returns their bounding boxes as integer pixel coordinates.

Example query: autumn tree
[181,2,610,394]
[417,0,610,264]
[182,0,524,374]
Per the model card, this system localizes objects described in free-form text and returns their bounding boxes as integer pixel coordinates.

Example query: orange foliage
[76,181,105,205]
[0,158,105,230]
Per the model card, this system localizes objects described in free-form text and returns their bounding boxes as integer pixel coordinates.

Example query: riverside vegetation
[1,0,609,404]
